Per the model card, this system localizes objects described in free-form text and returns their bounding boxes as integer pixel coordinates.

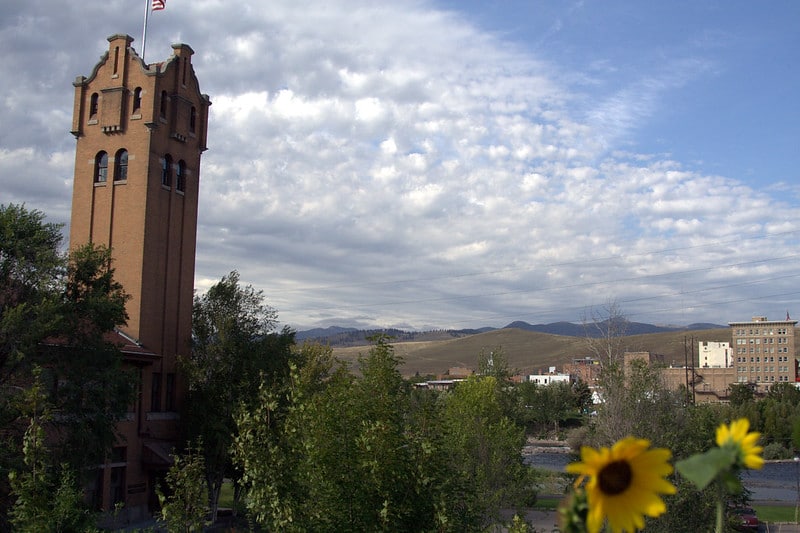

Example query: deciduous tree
[184,271,295,521]
[1,205,133,528]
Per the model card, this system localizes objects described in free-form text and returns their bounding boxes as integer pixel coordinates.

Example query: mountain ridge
[296,320,726,347]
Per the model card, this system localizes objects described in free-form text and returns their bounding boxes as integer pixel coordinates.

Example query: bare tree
[582,299,629,370]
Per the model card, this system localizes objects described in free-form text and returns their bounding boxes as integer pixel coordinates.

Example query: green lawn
[218,481,235,508]
[533,496,561,510]
[753,504,797,524]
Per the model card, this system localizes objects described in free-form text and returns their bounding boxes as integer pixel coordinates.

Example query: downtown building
[68,34,210,521]
[730,315,798,391]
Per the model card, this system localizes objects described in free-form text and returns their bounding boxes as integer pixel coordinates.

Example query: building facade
[69,34,209,521]
[730,315,798,391]
[699,341,732,368]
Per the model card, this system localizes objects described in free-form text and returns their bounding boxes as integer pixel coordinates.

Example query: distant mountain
[504,320,726,338]
[296,320,725,346]
[296,326,493,347]
[295,326,360,341]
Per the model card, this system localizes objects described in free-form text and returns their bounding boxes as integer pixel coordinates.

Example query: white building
[527,373,570,385]
[698,341,732,368]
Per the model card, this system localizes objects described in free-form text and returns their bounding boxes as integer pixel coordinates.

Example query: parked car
[731,506,758,531]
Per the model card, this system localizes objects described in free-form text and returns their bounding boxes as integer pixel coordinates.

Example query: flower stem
[715,480,725,533]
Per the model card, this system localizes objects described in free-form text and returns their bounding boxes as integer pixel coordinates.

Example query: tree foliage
[158,443,209,533]
[234,335,535,532]
[184,270,295,521]
[1,204,133,529]
[8,370,96,533]
[516,380,589,436]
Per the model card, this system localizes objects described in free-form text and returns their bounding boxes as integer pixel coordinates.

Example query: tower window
[132,87,142,113]
[90,93,99,119]
[114,149,128,181]
[177,160,186,192]
[190,106,196,133]
[151,373,162,412]
[160,90,168,119]
[161,155,172,187]
[165,373,176,411]
[94,151,108,183]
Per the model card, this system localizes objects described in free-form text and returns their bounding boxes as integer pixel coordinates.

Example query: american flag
[152,0,166,10]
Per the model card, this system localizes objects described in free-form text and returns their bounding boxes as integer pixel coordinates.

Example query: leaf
[675,448,736,490]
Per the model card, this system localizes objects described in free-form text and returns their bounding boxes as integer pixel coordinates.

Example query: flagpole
[141,0,150,62]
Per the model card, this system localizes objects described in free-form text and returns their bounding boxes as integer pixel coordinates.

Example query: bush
[762,442,793,460]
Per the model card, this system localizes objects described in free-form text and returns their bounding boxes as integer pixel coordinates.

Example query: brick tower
[69,34,210,520]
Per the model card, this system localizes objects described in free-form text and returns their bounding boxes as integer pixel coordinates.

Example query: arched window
[190,106,196,133]
[94,151,108,183]
[160,90,168,118]
[90,93,99,118]
[176,160,186,192]
[114,149,128,181]
[132,88,142,113]
[161,155,172,187]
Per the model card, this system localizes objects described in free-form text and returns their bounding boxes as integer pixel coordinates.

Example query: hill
[331,327,730,377]
[299,321,725,347]
[295,326,491,346]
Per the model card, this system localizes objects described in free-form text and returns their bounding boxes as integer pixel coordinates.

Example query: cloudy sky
[2,0,799,331]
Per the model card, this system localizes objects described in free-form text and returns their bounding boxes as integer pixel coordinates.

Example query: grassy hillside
[331,327,730,377]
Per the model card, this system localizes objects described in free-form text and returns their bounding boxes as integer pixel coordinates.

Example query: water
[527,452,800,503]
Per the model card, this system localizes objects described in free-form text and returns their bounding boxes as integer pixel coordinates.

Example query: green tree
[9,370,96,533]
[44,244,134,472]
[184,271,295,521]
[766,382,800,404]
[0,204,63,383]
[1,205,133,527]
[440,376,535,529]
[233,341,334,531]
[1,204,64,526]
[728,383,755,408]
[236,336,536,532]
[289,335,429,531]
[157,443,209,533]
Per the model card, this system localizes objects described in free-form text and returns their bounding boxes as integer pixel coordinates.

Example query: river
[526,451,800,504]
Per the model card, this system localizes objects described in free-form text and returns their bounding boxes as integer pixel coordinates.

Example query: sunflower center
[598,460,633,495]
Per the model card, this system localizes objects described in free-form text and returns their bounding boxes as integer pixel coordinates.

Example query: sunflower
[566,437,676,533]
[716,418,764,470]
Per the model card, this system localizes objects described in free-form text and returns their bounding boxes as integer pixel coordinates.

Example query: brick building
[69,34,210,521]
[730,315,797,391]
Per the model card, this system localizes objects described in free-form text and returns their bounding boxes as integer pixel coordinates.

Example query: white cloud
[0,0,797,331]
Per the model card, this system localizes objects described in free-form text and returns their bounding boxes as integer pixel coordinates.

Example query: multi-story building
[699,341,732,368]
[730,315,797,391]
[69,34,210,521]
[563,357,601,384]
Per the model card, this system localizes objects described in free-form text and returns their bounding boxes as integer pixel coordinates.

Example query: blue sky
[443,0,800,186]
[1,0,798,331]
